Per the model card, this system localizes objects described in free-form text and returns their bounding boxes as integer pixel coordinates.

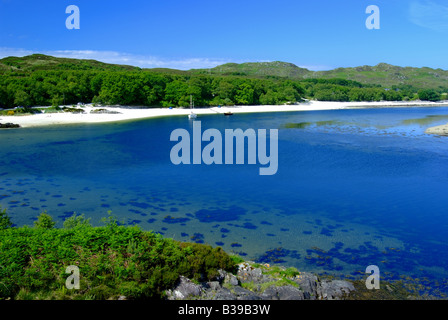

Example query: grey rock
[261,285,305,300]
[295,273,319,300]
[206,281,221,291]
[237,262,266,284]
[224,273,239,286]
[166,276,203,300]
[165,264,356,301]
[212,287,238,300]
[231,286,262,300]
[318,280,356,300]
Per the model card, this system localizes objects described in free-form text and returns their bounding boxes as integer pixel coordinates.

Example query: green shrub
[63,213,91,229]
[34,212,56,229]
[0,207,12,230]
[0,211,237,300]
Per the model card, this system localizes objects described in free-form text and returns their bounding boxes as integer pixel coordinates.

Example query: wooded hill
[0,54,445,109]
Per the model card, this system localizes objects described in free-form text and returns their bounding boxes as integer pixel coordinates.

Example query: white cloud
[409,0,448,31]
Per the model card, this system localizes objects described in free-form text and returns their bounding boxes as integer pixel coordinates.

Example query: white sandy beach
[1,100,448,128]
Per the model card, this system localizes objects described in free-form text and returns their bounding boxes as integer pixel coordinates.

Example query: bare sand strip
[1,100,447,128]
[425,124,448,136]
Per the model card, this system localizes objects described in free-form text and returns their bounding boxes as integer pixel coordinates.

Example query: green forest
[0,54,445,110]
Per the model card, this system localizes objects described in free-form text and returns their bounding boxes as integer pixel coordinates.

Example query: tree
[234,83,254,105]
[14,90,32,107]
[163,80,189,107]
[34,212,56,229]
[418,89,441,102]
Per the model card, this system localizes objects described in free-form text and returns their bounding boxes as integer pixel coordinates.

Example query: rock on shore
[0,122,20,128]
[165,262,355,300]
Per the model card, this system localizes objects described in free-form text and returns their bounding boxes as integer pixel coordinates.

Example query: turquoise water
[2,106,448,294]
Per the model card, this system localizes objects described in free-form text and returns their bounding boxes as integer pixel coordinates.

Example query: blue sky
[1,0,448,70]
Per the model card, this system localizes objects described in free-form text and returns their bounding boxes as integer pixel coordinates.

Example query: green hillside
[194,61,448,90]
[0,54,141,72]
[313,63,448,89]
[192,61,311,79]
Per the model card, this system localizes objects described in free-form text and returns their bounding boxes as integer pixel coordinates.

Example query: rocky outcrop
[0,123,20,128]
[166,262,355,301]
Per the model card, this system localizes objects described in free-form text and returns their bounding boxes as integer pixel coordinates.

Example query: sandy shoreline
[1,100,448,128]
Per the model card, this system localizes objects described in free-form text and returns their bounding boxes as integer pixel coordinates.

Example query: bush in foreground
[0,211,237,300]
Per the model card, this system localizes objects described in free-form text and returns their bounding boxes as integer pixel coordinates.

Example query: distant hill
[0,54,141,72]
[1,54,448,90]
[194,61,448,89]
[312,63,448,89]
[191,61,312,79]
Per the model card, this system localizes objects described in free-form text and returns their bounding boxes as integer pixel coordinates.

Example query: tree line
[0,69,443,109]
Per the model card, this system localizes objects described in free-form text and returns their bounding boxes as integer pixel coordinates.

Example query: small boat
[188,111,197,119]
[188,95,197,119]
[224,112,233,116]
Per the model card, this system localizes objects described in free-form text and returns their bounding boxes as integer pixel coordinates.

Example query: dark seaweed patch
[170,207,179,212]
[215,241,225,246]
[239,222,257,230]
[280,228,289,232]
[58,211,76,219]
[194,206,246,223]
[162,215,190,224]
[190,233,204,244]
[147,218,156,223]
[260,221,273,225]
[231,243,242,248]
[181,232,189,237]
[220,228,230,233]
[266,233,276,237]
[256,247,301,264]
[320,228,333,236]
[49,140,75,145]
[129,201,151,209]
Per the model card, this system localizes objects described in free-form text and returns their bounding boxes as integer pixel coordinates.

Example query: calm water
[2,106,448,294]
